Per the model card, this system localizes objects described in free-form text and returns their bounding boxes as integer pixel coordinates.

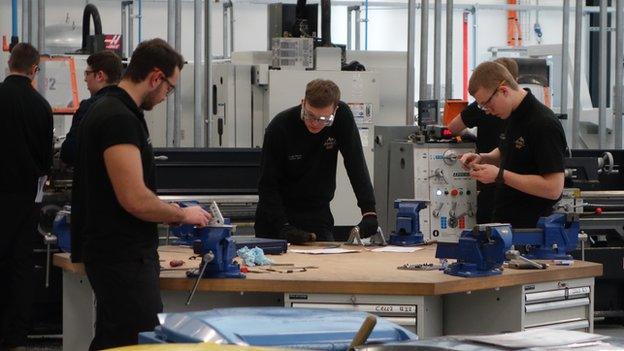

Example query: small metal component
[346,226,387,246]
[505,250,548,270]
[397,263,443,271]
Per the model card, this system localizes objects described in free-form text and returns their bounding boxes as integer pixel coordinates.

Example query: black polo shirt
[71,86,157,263]
[492,90,566,228]
[461,101,508,154]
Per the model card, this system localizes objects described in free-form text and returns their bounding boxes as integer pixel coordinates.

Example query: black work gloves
[280,225,317,244]
[358,213,379,238]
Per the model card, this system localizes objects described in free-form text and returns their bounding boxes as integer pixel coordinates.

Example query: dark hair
[8,42,40,73]
[123,38,184,83]
[87,50,123,84]
[493,57,519,80]
[305,79,341,108]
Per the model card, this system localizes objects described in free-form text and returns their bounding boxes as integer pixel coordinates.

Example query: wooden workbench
[53,244,602,295]
[54,244,603,350]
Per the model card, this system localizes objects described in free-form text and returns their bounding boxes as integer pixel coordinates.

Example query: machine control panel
[414,145,477,243]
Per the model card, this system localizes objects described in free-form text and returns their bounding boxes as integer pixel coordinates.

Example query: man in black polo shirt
[448,58,519,223]
[60,50,123,166]
[0,43,53,351]
[255,79,377,243]
[72,38,212,350]
[460,61,566,228]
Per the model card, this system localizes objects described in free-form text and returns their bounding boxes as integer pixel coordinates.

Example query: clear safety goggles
[300,104,337,127]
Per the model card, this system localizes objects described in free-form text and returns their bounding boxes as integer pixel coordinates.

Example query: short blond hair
[468,61,519,96]
[493,57,519,80]
[305,79,341,108]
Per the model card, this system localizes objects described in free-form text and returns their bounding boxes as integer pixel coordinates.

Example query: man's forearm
[502,171,564,200]
[480,149,501,166]
[124,189,185,223]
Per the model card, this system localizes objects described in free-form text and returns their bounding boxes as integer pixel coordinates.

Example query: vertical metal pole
[572,0,583,149]
[407,0,416,125]
[419,0,429,100]
[194,0,204,147]
[37,0,44,52]
[223,3,228,57]
[445,0,453,100]
[560,0,570,131]
[205,0,213,147]
[166,0,175,147]
[229,1,234,54]
[433,0,441,105]
[121,4,127,57]
[27,0,32,43]
[347,8,352,50]
[615,0,624,148]
[128,1,135,56]
[472,6,478,74]
[21,0,28,43]
[174,0,182,147]
[598,0,607,149]
[355,7,361,50]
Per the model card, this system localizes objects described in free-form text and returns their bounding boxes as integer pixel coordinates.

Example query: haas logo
[104,35,122,50]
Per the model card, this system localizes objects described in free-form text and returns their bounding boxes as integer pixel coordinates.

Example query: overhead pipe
[166,0,175,147]
[364,0,369,49]
[80,4,102,53]
[355,7,361,50]
[194,0,204,147]
[419,0,429,100]
[598,0,607,149]
[445,0,453,100]
[433,0,442,104]
[205,0,213,147]
[560,0,570,138]
[615,0,623,148]
[572,0,583,149]
[406,0,416,125]
[174,0,182,147]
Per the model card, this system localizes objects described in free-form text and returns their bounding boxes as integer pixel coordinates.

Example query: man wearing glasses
[60,50,123,167]
[255,79,378,244]
[72,39,211,350]
[0,43,53,350]
[460,61,566,228]
[447,58,519,224]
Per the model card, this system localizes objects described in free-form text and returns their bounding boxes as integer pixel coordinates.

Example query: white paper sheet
[371,246,425,253]
[289,248,360,255]
[459,329,607,349]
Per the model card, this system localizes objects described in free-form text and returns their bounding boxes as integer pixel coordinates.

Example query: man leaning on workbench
[460,61,567,228]
[71,39,212,351]
[254,79,378,243]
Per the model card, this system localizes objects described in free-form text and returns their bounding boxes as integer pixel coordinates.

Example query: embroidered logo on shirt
[324,137,336,150]
[514,136,525,149]
[288,154,303,161]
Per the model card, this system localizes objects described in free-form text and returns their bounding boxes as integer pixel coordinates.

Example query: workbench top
[53,244,602,296]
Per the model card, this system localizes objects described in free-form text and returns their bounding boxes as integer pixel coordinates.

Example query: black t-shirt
[0,75,53,197]
[492,90,567,228]
[71,86,157,263]
[461,101,508,154]
[254,101,375,237]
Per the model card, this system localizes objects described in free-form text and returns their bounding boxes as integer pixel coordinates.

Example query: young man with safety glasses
[460,61,566,228]
[255,79,377,244]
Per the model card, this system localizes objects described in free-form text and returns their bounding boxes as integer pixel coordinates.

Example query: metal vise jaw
[512,213,580,260]
[389,200,427,246]
[435,223,513,277]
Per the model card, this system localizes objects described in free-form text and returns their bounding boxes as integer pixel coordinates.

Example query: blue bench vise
[435,223,512,277]
[435,213,580,278]
[512,213,579,260]
[389,200,427,246]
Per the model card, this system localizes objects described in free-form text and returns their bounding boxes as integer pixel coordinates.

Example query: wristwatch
[495,168,505,184]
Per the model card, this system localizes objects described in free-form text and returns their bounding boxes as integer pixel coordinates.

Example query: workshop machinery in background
[374,126,476,244]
